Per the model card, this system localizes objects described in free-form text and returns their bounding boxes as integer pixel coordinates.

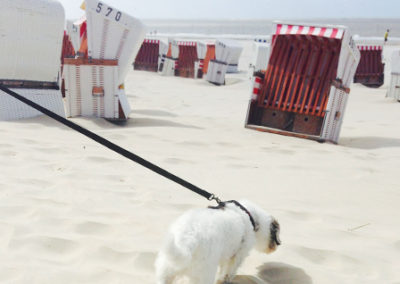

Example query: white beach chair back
[206,39,242,85]
[66,19,82,53]
[85,0,146,85]
[0,0,64,83]
[387,49,400,100]
[214,39,243,73]
[196,41,208,60]
[0,0,66,121]
[391,49,400,74]
[171,40,180,59]
[249,41,271,76]
[159,40,169,58]
[158,39,169,69]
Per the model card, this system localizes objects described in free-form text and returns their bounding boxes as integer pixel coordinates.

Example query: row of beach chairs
[133,38,243,86]
[0,0,399,145]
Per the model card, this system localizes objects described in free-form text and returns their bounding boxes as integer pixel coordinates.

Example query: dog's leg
[155,254,179,284]
[217,254,246,283]
[156,274,176,284]
[156,264,177,284]
[186,262,218,284]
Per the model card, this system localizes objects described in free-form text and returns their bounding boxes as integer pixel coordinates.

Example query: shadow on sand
[11,113,202,131]
[232,262,312,284]
[339,136,400,150]
[125,117,203,129]
[132,109,178,118]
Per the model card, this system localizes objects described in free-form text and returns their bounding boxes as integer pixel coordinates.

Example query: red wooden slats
[368,50,373,74]
[290,36,313,112]
[257,34,341,118]
[282,36,305,111]
[354,47,384,85]
[310,45,335,115]
[263,36,289,106]
[276,36,301,110]
[269,38,291,107]
[176,45,198,77]
[259,36,290,107]
[303,37,338,115]
[269,37,295,108]
[303,43,326,114]
[317,48,340,116]
[257,37,284,106]
[298,37,321,113]
[152,42,158,70]
[134,41,160,72]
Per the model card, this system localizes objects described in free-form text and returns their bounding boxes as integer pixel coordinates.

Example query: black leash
[0,85,221,203]
[209,200,259,231]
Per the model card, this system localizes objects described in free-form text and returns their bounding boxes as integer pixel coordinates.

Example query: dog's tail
[157,233,197,269]
[155,235,196,283]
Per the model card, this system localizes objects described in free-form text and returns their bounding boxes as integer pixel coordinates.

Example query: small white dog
[155,200,281,284]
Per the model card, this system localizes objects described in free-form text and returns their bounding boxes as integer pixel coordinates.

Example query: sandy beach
[1,39,400,284]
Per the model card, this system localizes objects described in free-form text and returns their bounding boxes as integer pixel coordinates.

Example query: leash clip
[208,194,222,205]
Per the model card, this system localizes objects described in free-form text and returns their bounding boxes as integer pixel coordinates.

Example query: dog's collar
[208,200,259,232]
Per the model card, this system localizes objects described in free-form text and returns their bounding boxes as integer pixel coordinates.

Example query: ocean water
[142,18,400,38]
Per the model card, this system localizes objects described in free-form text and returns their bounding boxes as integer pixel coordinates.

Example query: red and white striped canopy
[357,45,383,51]
[275,24,344,39]
[144,39,160,44]
[175,41,197,46]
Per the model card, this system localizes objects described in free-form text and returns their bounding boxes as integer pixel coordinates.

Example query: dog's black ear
[270,219,281,245]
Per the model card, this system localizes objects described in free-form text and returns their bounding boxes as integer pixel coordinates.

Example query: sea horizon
[141,18,400,38]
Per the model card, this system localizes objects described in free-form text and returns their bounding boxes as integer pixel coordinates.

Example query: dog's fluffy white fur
[155,200,280,284]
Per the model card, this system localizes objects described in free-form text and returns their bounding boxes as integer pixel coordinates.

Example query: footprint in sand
[9,236,79,256]
[178,141,207,147]
[164,158,194,165]
[232,275,266,284]
[133,251,157,271]
[282,210,321,222]
[90,246,137,264]
[275,149,296,155]
[293,246,374,276]
[0,143,12,148]
[85,156,117,163]
[227,163,256,169]
[0,206,33,219]
[1,150,17,156]
[74,221,112,236]
[217,142,240,148]
[294,246,358,265]
[257,262,313,284]
[394,240,400,251]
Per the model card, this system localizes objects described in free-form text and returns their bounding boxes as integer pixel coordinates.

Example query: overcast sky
[59,0,399,20]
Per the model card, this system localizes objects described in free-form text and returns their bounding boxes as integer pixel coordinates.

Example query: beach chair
[194,41,207,79]
[245,22,360,143]
[63,0,145,121]
[175,41,198,78]
[206,40,242,86]
[249,41,271,79]
[0,0,65,121]
[134,39,168,72]
[203,44,216,75]
[160,41,178,76]
[387,49,400,101]
[353,37,385,87]
[226,42,244,73]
